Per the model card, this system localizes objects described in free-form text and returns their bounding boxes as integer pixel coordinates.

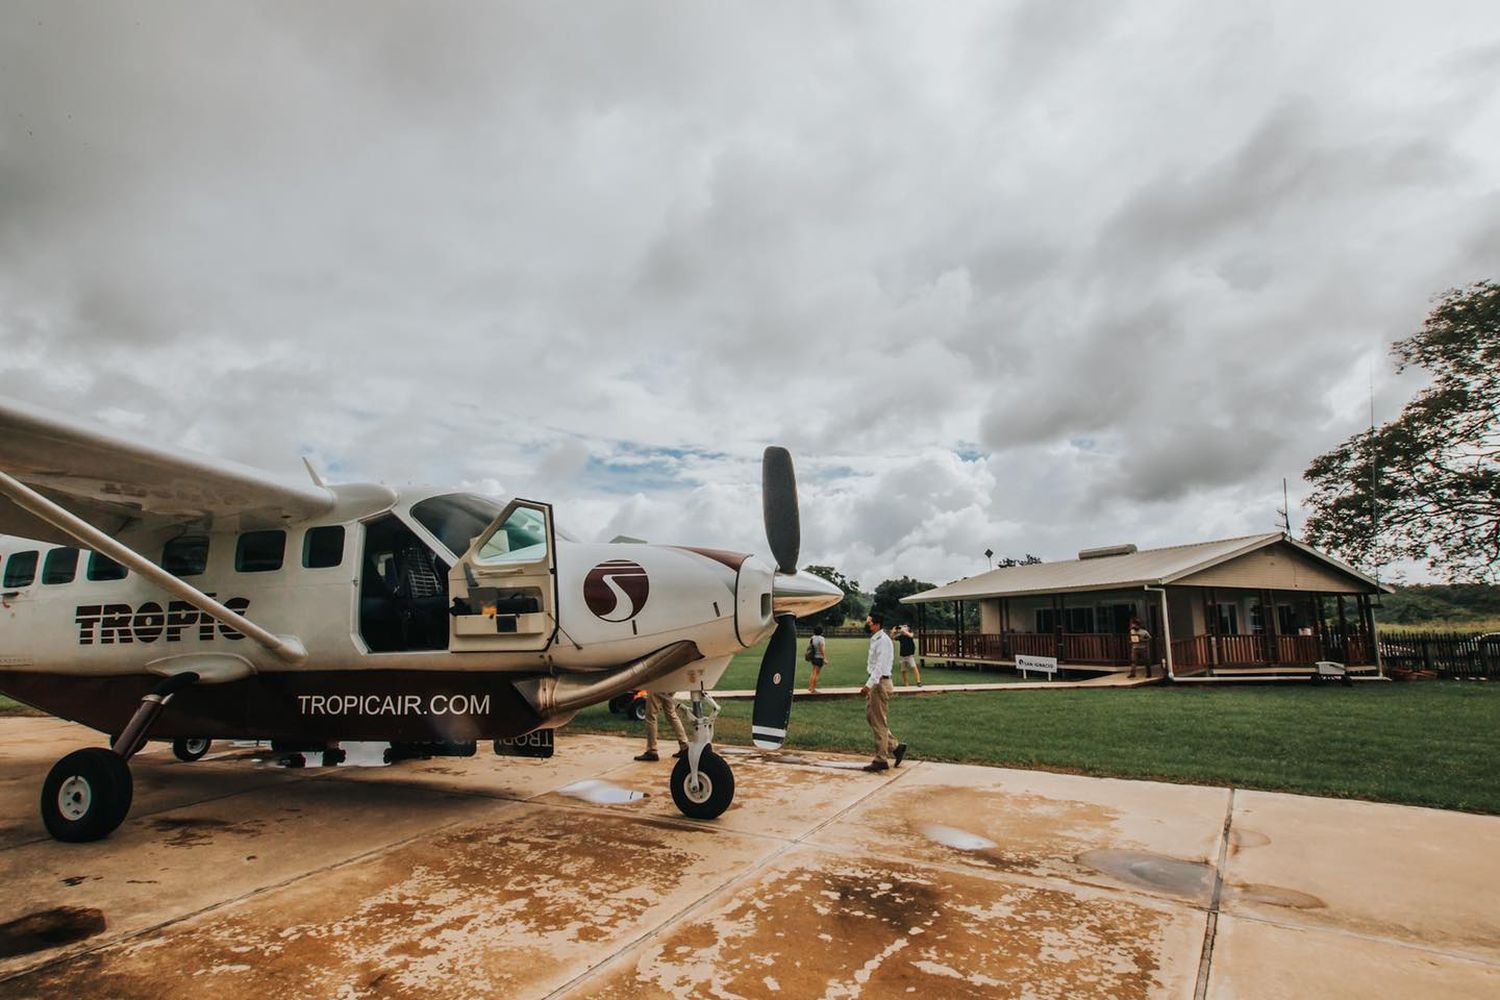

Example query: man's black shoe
[862,758,890,772]
[634,750,659,762]
[893,743,908,767]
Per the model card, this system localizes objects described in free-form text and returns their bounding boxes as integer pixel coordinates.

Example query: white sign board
[1016,654,1058,679]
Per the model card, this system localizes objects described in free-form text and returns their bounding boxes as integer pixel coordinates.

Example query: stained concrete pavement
[0,717,1495,998]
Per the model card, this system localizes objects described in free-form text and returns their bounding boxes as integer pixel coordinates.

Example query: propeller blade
[762,446,800,575]
[751,614,798,749]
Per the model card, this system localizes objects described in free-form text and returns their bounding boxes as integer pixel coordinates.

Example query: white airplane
[0,397,841,841]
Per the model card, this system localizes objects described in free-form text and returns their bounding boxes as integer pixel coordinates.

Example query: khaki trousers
[645,692,688,751]
[865,677,897,759]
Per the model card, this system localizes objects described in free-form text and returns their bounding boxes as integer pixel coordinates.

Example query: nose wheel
[670,690,734,819]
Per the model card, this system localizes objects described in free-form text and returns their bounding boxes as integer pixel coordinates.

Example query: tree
[802,565,867,628]
[995,554,1043,568]
[1303,281,1500,581]
[869,576,979,630]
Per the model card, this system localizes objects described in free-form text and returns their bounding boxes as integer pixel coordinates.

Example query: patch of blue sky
[581,454,690,494]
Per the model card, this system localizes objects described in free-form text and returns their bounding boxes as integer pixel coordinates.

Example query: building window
[1215,604,1239,635]
[236,531,285,573]
[42,548,79,585]
[87,552,128,582]
[163,536,210,577]
[3,551,38,588]
[302,526,345,568]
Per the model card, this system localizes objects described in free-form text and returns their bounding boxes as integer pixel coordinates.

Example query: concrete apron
[0,718,1493,999]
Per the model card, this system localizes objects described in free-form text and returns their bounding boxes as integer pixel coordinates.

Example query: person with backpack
[805,625,827,693]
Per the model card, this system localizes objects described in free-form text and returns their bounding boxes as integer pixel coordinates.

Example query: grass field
[6,635,1497,814]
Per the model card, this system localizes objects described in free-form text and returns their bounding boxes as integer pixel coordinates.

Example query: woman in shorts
[807,625,827,693]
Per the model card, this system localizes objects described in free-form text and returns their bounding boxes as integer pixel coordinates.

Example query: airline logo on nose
[583,560,649,622]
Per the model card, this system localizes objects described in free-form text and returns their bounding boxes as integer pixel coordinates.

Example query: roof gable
[903,533,1386,603]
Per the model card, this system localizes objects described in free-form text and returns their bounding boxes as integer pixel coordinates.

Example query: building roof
[901,532,1389,604]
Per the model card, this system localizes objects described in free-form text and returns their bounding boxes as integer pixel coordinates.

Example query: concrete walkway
[1,717,1496,998]
[714,671,1162,699]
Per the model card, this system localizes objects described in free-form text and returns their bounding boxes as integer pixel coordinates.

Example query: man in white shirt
[860,611,907,772]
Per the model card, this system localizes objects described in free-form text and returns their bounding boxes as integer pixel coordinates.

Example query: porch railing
[1170,633,1376,668]
[919,632,1131,665]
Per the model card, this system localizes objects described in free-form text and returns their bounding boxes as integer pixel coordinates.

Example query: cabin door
[448,500,558,653]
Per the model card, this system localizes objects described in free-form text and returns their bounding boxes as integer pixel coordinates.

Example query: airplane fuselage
[0,483,779,743]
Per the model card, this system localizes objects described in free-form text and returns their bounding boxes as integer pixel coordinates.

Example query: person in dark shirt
[895,624,921,686]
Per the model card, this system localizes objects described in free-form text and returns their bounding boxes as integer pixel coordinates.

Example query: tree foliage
[1303,281,1500,582]
[869,576,980,630]
[802,564,867,628]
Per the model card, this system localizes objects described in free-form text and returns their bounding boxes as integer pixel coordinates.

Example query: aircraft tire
[632,700,648,722]
[670,748,734,820]
[172,738,211,762]
[41,748,134,842]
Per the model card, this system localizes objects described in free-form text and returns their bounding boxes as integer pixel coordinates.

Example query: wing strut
[0,470,307,665]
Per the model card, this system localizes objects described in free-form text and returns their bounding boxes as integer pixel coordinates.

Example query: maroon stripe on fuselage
[670,546,750,571]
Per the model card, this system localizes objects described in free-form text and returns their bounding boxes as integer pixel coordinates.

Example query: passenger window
[3,551,39,588]
[236,531,285,573]
[162,536,210,577]
[302,526,345,568]
[476,506,550,565]
[42,548,79,585]
[87,552,128,582]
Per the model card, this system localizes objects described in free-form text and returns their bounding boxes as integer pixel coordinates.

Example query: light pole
[984,548,994,569]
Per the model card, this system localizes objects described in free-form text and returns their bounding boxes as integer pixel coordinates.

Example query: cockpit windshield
[411,494,573,559]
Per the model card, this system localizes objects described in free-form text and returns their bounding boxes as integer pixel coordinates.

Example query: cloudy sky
[3,1,1498,588]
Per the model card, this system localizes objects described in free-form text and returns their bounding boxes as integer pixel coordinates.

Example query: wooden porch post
[1207,587,1219,666]
[1263,588,1280,665]
[1336,594,1349,661]
[1001,597,1010,660]
[1054,593,1065,661]
[917,602,927,665]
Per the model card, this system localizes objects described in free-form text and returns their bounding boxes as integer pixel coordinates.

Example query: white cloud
[2,0,1498,587]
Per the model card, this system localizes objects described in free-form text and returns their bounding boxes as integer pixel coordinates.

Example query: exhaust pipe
[513,640,701,720]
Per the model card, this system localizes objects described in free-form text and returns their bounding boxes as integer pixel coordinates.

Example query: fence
[1379,632,1500,677]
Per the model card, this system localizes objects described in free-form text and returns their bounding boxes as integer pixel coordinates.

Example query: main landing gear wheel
[632,699,648,722]
[172,737,211,762]
[41,748,134,843]
[670,748,734,820]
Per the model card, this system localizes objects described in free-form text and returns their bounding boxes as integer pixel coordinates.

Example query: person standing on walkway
[895,624,922,687]
[860,611,906,772]
[806,625,827,693]
[634,691,689,762]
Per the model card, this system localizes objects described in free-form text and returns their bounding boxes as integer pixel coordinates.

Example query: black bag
[804,641,815,662]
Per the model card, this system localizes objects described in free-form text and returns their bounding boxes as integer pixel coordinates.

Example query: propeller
[753,446,801,750]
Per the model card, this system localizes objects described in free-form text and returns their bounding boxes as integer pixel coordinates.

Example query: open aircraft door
[448,499,559,653]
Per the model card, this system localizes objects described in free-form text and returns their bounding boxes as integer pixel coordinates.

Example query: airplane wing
[0,396,334,543]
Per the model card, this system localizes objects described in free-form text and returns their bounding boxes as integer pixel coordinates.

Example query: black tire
[670,748,735,820]
[632,699,648,722]
[172,737,211,762]
[41,748,134,842]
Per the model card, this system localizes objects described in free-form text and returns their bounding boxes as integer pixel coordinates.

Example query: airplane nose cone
[771,570,844,618]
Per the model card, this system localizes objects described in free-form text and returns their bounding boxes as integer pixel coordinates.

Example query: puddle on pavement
[814,760,875,771]
[1078,849,1215,900]
[1232,882,1326,909]
[1229,828,1271,851]
[0,907,107,959]
[557,779,648,804]
[919,824,998,852]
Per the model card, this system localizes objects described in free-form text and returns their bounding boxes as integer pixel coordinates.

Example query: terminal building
[900,532,1390,681]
